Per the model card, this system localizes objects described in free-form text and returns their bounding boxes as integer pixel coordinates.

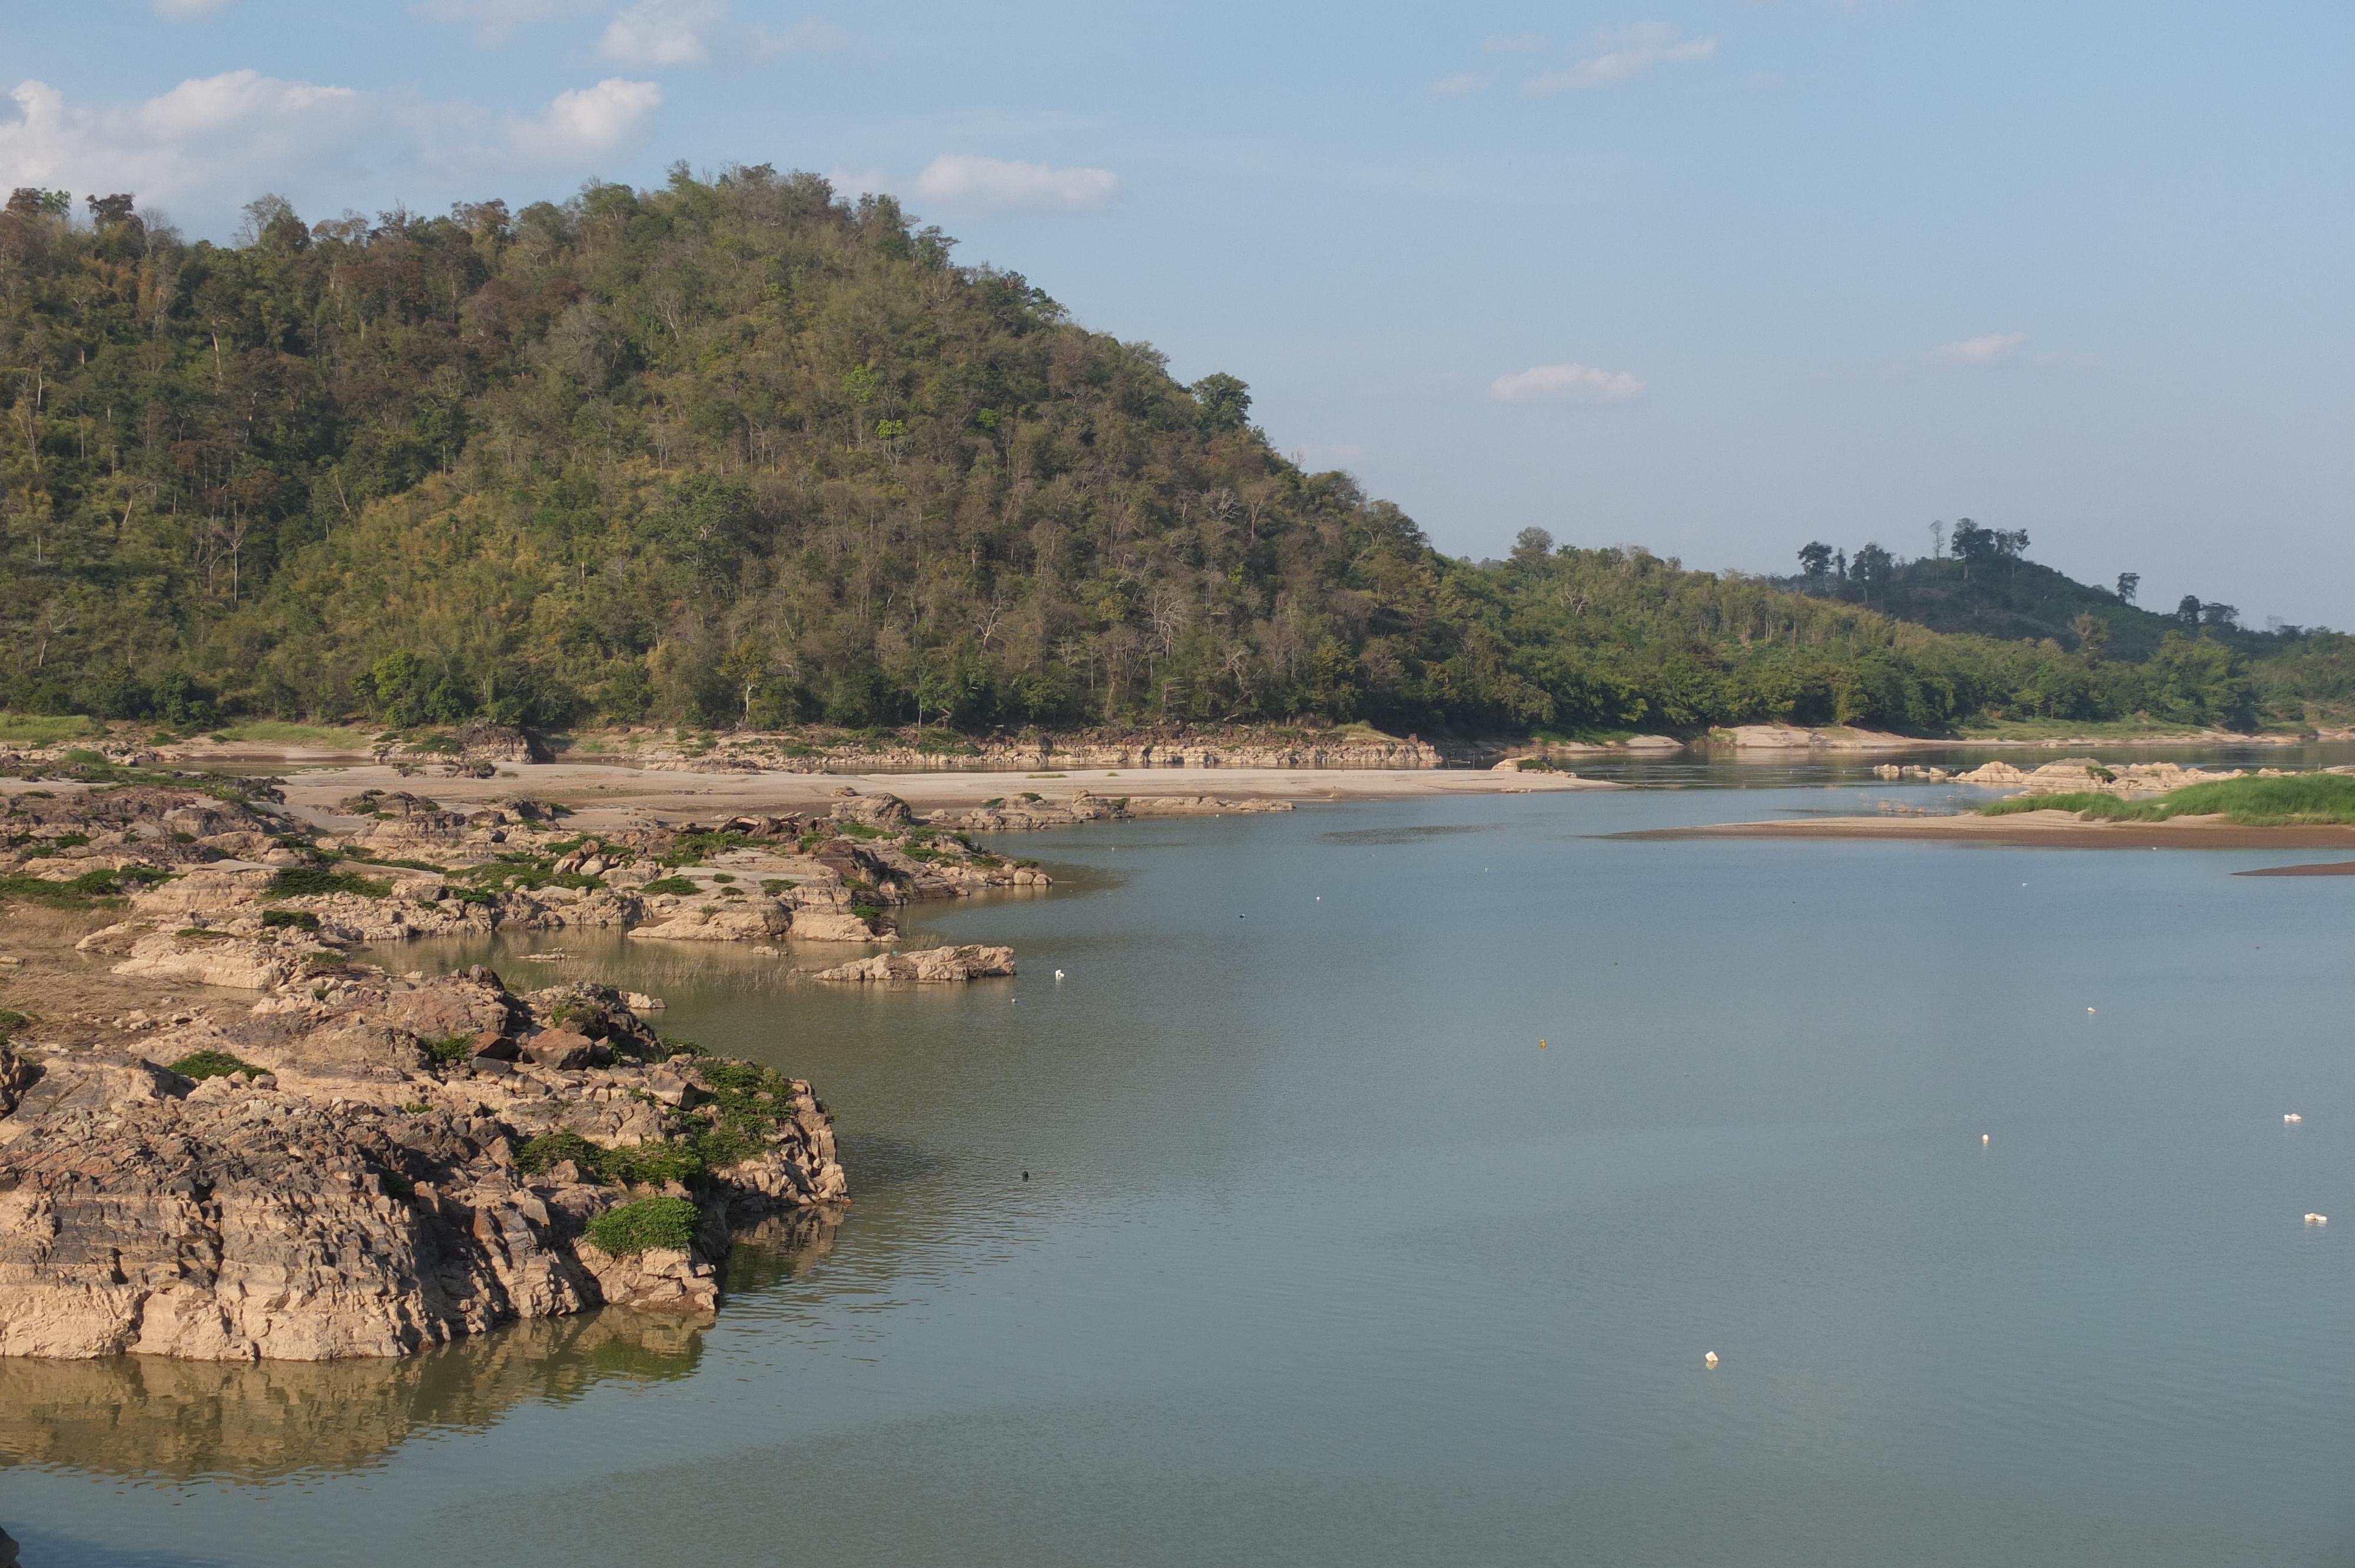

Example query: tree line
[0,170,2329,739]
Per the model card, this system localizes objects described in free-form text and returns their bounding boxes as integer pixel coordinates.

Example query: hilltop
[0,170,2337,740]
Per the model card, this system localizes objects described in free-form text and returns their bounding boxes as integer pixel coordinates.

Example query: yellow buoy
[1539,1039,1547,1050]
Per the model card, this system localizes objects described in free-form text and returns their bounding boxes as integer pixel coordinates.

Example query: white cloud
[913,154,1119,215]
[0,72,662,231]
[154,0,233,18]
[1929,331,2028,367]
[596,0,845,67]
[1528,23,1717,92]
[1484,34,1545,53]
[414,0,599,48]
[1431,74,1486,95]
[1490,363,1648,404]
[486,77,664,165]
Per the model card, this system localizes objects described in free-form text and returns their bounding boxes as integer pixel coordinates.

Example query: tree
[2069,613,2109,659]
[1189,373,1251,434]
[1850,543,1893,596]
[2176,594,2203,626]
[1510,527,1554,565]
[1797,542,1834,580]
[2114,572,2140,605]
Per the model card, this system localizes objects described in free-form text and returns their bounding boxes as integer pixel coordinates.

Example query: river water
[5,763,2352,1566]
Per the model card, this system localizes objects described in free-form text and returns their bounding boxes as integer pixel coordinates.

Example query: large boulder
[815,945,1017,983]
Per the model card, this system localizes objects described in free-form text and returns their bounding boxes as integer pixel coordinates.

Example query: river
[5,766,2351,1565]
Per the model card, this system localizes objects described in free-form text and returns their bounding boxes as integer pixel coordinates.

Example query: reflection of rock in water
[724,1206,844,1295]
[0,1309,702,1483]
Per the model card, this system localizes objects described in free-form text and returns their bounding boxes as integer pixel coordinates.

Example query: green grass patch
[169,1049,262,1080]
[587,1196,699,1256]
[208,722,377,748]
[661,829,758,865]
[639,875,700,896]
[0,714,105,745]
[0,866,168,905]
[261,909,320,932]
[1981,772,2355,826]
[263,866,390,900]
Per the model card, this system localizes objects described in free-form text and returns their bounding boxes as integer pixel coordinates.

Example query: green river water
[4,757,2351,1565]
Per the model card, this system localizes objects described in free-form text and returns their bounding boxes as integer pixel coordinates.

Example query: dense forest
[0,168,2339,739]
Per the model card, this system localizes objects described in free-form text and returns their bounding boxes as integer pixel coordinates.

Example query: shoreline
[264,762,1622,833]
[1627,811,2355,851]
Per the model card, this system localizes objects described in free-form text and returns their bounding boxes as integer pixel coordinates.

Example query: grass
[169,1049,263,1080]
[262,866,391,900]
[421,1031,476,1064]
[639,875,701,896]
[0,714,106,746]
[206,722,377,748]
[586,1196,699,1257]
[0,866,170,906]
[1981,772,2355,826]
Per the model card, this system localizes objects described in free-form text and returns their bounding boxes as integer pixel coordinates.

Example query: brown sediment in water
[1624,813,2355,851]
[2234,861,2355,876]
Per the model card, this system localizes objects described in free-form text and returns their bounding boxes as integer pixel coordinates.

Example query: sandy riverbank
[260,762,1620,833]
[1628,810,2355,851]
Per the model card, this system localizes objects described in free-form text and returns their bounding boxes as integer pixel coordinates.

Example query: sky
[4,1,2349,626]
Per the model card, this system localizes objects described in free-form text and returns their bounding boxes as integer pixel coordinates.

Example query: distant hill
[1770,524,2316,665]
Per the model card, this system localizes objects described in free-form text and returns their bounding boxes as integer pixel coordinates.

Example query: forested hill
[1773,526,2314,663]
[0,168,2333,738]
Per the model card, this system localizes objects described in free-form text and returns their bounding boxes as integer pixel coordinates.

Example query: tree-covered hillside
[0,168,2320,738]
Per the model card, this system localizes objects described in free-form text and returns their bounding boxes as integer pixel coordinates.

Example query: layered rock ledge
[0,969,845,1361]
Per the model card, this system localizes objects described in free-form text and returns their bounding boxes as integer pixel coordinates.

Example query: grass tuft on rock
[169,1049,262,1081]
[586,1196,699,1257]
[263,866,390,900]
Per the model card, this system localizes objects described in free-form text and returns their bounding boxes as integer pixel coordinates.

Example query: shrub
[422,1031,475,1063]
[170,1049,262,1080]
[639,875,699,896]
[586,1196,699,1256]
[261,909,320,931]
[850,903,884,922]
[759,878,795,895]
[263,866,390,900]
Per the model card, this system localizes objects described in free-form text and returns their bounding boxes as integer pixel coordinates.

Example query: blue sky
[5,1,2349,624]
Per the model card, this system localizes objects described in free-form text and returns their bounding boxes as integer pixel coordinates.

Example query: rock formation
[814,945,1018,982]
[0,971,845,1361]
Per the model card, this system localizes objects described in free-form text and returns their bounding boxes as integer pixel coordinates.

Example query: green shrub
[517,1129,601,1175]
[850,903,884,922]
[261,909,320,931]
[639,875,699,896]
[422,1031,476,1063]
[586,1196,699,1256]
[169,1049,261,1080]
[263,866,390,900]
[759,878,796,895]
[710,872,735,883]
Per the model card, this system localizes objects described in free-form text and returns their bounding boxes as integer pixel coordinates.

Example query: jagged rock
[814,945,1017,983]
[786,909,893,942]
[0,975,846,1361]
[830,790,914,829]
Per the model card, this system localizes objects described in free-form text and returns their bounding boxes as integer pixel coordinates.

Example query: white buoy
[2306,1213,2328,1225]
[2087,1007,2096,1014]
[1982,1133,1991,1145]
[1054,969,1065,981]
[2286,1114,2303,1124]
[1704,1351,1719,1369]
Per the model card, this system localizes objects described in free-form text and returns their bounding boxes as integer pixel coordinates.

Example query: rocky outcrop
[1953,758,2251,798]
[0,973,846,1361]
[814,945,1018,982]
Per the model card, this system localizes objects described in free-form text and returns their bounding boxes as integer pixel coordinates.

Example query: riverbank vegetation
[0,172,2335,742]
[1981,773,2355,826]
